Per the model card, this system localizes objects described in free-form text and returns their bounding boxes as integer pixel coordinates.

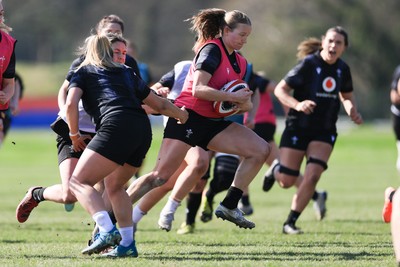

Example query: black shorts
[392,113,400,141]
[163,109,232,150]
[279,127,337,151]
[87,114,152,167]
[253,122,276,143]
[52,118,95,165]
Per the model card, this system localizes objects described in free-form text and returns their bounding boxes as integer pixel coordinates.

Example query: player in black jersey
[25,35,187,258]
[265,26,363,234]
[56,14,141,213]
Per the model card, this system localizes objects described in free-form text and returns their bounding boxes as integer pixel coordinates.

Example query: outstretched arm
[142,91,188,124]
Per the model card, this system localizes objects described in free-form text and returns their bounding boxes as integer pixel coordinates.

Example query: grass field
[0,123,398,266]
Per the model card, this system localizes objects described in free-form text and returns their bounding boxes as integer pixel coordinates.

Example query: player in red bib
[127,8,270,229]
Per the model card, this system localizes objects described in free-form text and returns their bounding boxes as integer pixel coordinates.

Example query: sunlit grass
[0,125,397,266]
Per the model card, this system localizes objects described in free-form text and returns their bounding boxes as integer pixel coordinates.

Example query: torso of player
[70,65,149,126]
[174,39,247,118]
[286,53,352,131]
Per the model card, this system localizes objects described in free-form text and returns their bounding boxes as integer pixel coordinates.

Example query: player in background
[264,27,362,234]
[262,38,329,221]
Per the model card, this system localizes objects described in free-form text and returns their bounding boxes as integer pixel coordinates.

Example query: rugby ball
[213,79,248,116]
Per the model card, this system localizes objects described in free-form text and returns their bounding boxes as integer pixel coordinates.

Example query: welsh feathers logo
[322,77,336,92]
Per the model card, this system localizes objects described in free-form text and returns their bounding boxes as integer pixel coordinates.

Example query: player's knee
[251,141,270,163]
[192,157,209,176]
[277,164,299,188]
[307,157,328,170]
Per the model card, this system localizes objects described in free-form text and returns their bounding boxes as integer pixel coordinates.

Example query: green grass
[0,123,398,266]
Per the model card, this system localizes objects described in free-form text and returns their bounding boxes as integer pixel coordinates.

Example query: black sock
[284,210,301,226]
[221,186,243,209]
[186,192,202,225]
[241,195,250,206]
[390,190,396,203]
[311,191,318,201]
[32,187,46,202]
[205,189,215,203]
[108,211,117,225]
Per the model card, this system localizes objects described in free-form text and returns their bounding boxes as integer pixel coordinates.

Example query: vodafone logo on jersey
[322,77,336,92]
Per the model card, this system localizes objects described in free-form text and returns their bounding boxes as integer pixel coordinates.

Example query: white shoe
[282,223,303,235]
[313,191,327,221]
[215,203,255,229]
[158,212,174,232]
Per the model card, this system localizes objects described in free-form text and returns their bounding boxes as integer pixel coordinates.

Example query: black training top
[284,52,353,132]
[69,64,150,127]
[249,72,270,93]
[159,68,175,88]
[66,54,141,82]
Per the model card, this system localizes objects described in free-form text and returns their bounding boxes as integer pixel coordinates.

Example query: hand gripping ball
[213,79,248,117]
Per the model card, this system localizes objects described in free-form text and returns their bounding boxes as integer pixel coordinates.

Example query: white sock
[132,205,147,224]
[92,211,114,233]
[161,196,181,215]
[119,226,134,247]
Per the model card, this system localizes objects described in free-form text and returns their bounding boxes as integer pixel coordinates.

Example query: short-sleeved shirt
[284,52,353,133]
[69,64,150,127]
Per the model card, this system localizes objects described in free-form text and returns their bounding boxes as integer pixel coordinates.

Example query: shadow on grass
[137,250,389,262]
[0,250,388,262]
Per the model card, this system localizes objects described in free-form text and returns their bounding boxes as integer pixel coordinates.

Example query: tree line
[5,0,400,119]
